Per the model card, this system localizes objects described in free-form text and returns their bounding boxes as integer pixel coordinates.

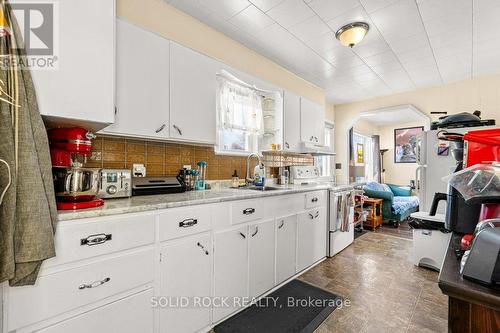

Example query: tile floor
[298,232,448,333]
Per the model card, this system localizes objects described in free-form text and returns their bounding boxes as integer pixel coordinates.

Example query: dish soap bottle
[232,170,239,188]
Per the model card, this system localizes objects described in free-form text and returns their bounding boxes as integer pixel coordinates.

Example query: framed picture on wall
[356,143,364,164]
[394,126,424,163]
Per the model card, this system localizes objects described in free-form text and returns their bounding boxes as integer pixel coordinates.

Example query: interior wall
[334,74,500,181]
[353,119,377,137]
[117,0,325,107]
[376,120,427,185]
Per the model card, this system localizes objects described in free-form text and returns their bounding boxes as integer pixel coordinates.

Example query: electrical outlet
[91,151,102,161]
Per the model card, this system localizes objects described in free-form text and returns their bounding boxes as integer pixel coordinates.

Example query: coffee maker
[429,131,483,234]
[48,127,104,210]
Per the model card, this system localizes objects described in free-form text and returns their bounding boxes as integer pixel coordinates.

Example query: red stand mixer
[48,127,104,210]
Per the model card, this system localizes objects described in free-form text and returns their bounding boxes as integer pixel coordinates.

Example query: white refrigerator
[415,127,495,213]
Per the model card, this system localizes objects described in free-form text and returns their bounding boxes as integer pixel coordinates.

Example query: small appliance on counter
[98,169,132,199]
[290,166,320,185]
[430,110,495,130]
[132,176,185,196]
[460,219,500,285]
[48,127,104,210]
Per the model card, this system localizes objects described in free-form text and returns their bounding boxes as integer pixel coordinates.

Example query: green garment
[0,2,57,286]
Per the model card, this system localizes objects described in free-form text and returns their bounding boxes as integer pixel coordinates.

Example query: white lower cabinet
[297,207,327,272]
[159,233,212,333]
[248,219,275,298]
[213,226,248,323]
[37,289,154,333]
[276,215,298,284]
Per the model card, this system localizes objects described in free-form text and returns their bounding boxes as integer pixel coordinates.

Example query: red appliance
[463,128,500,168]
[48,127,104,210]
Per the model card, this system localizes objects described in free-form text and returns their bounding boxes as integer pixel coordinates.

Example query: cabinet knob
[173,124,183,136]
[155,124,166,133]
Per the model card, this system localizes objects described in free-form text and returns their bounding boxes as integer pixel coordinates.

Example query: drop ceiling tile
[249,0,285,12]
[229,5,275,33]
[369,0,426,44]
[405,65,442,87]
[201,0,252,19]
[326,47,365,68]
[305,31,339,55]
[360,0,401,14]
[351,34,389,58]
[307,0,359,22]
[371,61,405,74]
[288,15,331,42]
[388,32,430,54]
[362,50,398,66]
[396,45,434,63]
[266,0,316,28]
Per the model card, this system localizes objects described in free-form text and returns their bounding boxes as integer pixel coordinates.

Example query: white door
[19,0,115,125]
[102,19,170,138]
[300,98,324,146]
[275,215,297,284]
[248,219,275,298]
[213,226,248,323]
[170,42,217,144]
[283,90,301,151]
[297,207,327,272]
[159,233,212,333]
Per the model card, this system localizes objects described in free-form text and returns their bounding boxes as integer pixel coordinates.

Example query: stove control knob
[107,185,117,195]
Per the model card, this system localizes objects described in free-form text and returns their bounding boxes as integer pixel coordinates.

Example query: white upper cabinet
[22,0,115,128]
[102,19,170,139]
[169,42,218,144]
[283,90,301,151]
[300,98,325,146]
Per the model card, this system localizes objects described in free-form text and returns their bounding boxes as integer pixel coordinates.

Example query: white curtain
[218,76,264,134]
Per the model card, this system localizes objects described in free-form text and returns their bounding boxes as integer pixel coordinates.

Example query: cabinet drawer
[158,205,211,241]
[44,213,155,268]
[8,249,154,331]
[37,289,154,333]
[304,191,326,209]
[231,199,262,225]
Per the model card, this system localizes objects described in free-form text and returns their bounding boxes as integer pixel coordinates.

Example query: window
[353,132,374,181]
[216,71,282,155]
[315,122,335,178]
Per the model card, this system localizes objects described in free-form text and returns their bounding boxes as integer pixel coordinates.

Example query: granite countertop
[438,233,500,311]
[57,183,362,222]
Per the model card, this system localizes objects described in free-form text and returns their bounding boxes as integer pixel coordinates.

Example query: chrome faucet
[246,153,265,185]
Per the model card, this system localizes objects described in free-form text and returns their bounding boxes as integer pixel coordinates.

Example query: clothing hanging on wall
[0,1,58,286]
[372,135,381,183]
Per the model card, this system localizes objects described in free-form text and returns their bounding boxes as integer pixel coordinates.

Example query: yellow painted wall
[335,74,500,181]
[117,0,324,107]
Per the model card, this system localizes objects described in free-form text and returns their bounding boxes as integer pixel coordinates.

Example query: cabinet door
[300,98,324,146]
[283,90,301,151]
[170,42,217,144]
[297,207,327,272]
[248,219,275,298]
[24,0,115,125]
[160,233,212,333]
[276,215,297,284]
[213,226,248,323]
[102,19,170,138]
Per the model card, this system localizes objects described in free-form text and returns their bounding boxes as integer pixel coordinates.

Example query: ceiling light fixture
[335,22,369,48]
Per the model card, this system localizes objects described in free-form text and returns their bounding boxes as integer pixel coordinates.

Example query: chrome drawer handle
[278,220,285,229]
[251,226,259,237]
[79,277,110,290]
[243,208,255,215]
[179,218,198,228]
[197,242,209,255]
[311,197,318,203]
[239,232,246,239]
[80,233,112,246]
[155,124,166,133]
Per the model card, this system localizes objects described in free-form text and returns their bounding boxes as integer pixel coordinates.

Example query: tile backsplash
[86,135,248,179]
[86,135,314,180]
